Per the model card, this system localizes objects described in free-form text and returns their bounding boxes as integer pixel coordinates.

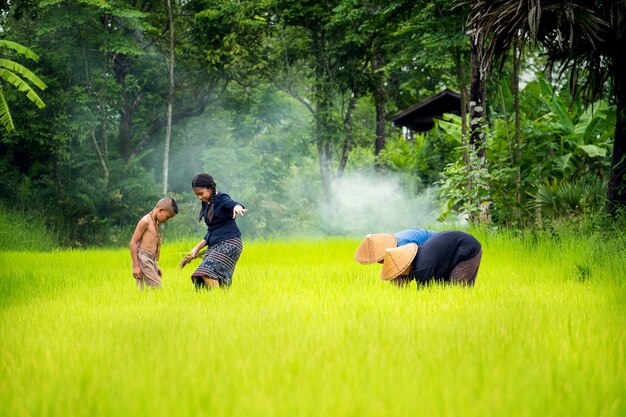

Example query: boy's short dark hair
[156,197,179,214]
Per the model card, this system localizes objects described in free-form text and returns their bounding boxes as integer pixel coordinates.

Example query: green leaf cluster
[0,40,47,132]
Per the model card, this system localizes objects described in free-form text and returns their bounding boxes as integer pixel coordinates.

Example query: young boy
[129,197,178,289]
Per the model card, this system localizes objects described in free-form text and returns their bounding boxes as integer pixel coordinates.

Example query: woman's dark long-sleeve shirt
[200,192,243,246]
[409,230,481,284]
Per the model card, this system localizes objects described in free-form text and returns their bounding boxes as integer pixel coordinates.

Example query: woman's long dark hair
[192,173,217,222]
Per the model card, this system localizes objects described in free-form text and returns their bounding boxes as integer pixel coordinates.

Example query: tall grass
[0,233,625,417]
[0,204,57,251]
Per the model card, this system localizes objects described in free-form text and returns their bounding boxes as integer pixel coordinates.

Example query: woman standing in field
[187,173,247,289]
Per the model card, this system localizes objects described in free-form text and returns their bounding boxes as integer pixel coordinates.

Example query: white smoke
[318,172,458,236]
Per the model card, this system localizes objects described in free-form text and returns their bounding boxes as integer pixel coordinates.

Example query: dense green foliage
[0,1,623,246]
[465,0,626,214]
[1,235,625,416]
[438,75,616,226]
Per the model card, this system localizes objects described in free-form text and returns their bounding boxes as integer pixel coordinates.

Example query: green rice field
[1,232,625,417]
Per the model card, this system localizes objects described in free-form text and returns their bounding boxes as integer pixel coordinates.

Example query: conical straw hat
[354,233,398,264]
[380,243,418,281]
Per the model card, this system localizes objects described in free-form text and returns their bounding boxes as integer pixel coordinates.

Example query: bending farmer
[380,230,482,287]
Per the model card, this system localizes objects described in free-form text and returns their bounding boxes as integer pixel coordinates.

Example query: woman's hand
[233,204,247,219]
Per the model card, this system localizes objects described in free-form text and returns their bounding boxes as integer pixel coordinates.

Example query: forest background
[1,0,625,248]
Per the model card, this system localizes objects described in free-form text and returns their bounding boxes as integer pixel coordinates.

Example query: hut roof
[390,89,461,132]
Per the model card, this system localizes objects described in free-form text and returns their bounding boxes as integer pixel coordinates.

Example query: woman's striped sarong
[191,237,243,287]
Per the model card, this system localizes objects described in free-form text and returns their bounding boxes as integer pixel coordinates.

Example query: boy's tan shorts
[136,249,162,289]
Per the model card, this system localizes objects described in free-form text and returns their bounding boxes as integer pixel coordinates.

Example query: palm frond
[467,0,623,103]
[0,69,46,109]
[0,59,47,90]
[0,87,15,133]
[0,40,40,62]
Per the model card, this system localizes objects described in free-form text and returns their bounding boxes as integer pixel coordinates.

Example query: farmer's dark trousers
[449,249,482,286]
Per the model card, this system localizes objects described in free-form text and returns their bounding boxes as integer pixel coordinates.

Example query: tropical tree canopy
[467,0,626,214]
[0,0,623,246]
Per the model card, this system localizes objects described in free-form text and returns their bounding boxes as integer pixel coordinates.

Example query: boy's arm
[129,217,148,279]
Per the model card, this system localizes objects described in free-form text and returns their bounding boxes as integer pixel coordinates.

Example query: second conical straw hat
[380,243,418,281]
[354,233,398,264]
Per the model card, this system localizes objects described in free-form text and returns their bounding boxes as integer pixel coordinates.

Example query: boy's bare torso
[138,213,162,258]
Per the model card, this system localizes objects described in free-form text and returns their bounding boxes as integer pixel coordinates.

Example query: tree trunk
[163,0,175,194]
[469,33,486,159]
[114,55,134,162]
[81,31,110,189]
[469,29,489,223]
[512,43,521,224]
[312,30,334,201]
[338,93,357,177]
[372,44,386,171]
[119,99,133,163]
[54,160,66,212]
[607,46,626,215]
[454,46,472,208]
[454,47,468,149]
[91,128,109,189]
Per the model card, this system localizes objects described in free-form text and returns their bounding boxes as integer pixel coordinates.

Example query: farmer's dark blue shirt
[201,192,243,246]
[409,230,481,284]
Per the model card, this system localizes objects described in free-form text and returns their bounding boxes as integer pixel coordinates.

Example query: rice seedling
[0,233,624,417]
